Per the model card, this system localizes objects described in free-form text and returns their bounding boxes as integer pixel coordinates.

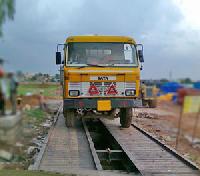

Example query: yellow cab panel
[59,35,143,110]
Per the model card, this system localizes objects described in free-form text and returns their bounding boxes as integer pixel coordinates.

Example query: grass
[24,108,46,122]
[18,83,59,97]
[0,170,67,176]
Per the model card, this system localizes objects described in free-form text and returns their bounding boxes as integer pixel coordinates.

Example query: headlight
[69,90,80,96]
[125,89,136,96]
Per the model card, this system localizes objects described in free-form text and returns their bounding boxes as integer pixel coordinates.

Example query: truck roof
[65,35,136,44]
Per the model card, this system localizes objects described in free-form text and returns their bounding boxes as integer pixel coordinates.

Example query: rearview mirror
[56,52,61,65]
[138,50,144,63]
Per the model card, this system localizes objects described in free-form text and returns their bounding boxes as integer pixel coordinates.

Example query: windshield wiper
[78,64,105,68]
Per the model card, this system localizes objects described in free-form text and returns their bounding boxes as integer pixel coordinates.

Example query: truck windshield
[67,42,138,66]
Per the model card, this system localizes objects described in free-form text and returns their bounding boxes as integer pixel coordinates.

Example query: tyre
[63,109,75,127]
[120,108,132,128]
[148,99,157,108]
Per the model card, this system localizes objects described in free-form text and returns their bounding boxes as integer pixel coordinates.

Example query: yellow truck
[56,35,144,128]
[140,82,157,108]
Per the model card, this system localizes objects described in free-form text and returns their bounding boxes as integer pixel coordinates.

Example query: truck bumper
[63,98,142,110]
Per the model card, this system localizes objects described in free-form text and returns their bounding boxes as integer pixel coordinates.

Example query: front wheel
[63,109,76,127]
[120,108,132,128]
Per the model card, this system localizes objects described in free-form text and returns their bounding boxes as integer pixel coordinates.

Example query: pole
[176,104,184,150]
[191,107,200,145]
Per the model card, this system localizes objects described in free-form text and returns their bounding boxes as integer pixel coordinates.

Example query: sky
[0,0,200,80]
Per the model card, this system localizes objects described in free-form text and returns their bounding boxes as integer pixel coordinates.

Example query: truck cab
[56,35,144,128]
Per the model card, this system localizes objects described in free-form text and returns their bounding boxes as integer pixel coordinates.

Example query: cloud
[0,0,199,80]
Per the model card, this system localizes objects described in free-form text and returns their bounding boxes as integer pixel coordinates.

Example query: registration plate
[97,100,111,111]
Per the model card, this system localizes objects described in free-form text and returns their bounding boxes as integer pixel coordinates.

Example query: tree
[0,0,15,37]
[55,74,59,79]
[160,78,169,83]
[180,78,192,84]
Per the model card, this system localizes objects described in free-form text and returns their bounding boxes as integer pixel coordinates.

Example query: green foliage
[25,108,46,121]
[160,78,169,83]
[55,74,60,79]
[0,0,15,37]
[180,78,192,84]
[18,83,59,97]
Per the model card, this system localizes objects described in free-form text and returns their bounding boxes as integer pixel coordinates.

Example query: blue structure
[160,82,183,93]
[194,82,200,89]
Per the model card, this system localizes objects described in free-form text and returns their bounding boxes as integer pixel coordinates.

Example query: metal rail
[82,119,103,171]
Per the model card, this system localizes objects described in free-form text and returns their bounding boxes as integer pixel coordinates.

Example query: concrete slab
[0,112,21,129]
[0,112,22,144]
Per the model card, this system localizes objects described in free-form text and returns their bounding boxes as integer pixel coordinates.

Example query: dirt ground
[134,100,200,167]
[0,103,59,170]
[0,83,62,171]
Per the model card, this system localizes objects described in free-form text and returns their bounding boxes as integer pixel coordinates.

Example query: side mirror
[138,50,144,63]
[56,52,61,65]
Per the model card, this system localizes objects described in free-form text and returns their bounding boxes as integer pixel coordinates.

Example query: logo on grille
[90,76,116,81]
[98,76,108,80]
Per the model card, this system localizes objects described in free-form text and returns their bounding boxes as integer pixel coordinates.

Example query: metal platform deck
[101,118,200,176]
[39,114,96,173]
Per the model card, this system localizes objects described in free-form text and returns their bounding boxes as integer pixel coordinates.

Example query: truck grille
[68,82,136,97]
